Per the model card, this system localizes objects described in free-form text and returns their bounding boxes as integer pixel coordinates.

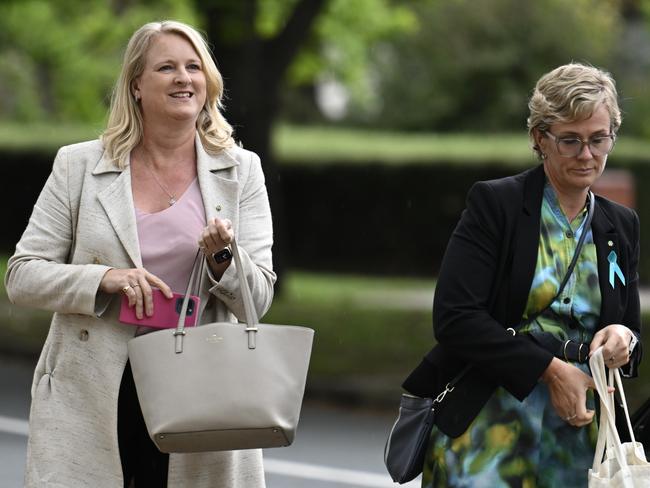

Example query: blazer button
[92,257,101,264]
[79,330,89,342]
[215,205,222,212]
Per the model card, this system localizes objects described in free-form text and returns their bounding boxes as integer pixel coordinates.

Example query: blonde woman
[404,63,642,487]
[6,20,275,487]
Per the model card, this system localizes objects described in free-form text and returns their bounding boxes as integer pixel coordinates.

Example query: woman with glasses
[404,63,642,487]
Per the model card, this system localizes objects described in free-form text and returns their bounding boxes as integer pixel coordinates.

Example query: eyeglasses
[544,130,616,158]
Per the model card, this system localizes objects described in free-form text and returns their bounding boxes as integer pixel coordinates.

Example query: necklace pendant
[169,197,176,206]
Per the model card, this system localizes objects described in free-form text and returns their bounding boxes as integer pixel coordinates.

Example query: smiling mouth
[170,92,193,98]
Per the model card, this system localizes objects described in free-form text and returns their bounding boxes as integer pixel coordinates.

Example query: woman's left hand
[198,218,234,280]
[589,324,634,369]
[198,217,234,256]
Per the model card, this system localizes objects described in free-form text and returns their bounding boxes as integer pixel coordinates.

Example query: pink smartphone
[118,289,200,329]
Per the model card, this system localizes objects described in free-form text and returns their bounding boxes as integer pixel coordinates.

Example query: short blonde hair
[101,20,234,168]
[527,63,621,159]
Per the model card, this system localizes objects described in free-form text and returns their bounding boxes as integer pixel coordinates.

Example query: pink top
[135,178,206,294]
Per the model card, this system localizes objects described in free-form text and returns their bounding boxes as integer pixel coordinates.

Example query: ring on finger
[566,413,577,421]
[121,285,132,294]
[132,284,141,288]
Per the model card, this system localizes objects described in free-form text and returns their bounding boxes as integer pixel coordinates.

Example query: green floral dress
[422,183,600,488]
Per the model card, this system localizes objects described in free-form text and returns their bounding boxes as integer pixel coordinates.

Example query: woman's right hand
[99,268,172,319]
[541,357,607,427]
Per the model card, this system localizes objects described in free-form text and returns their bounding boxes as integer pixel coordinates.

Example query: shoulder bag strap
[519,191,595,328]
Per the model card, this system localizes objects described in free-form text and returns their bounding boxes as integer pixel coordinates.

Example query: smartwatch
[212,247,232,264]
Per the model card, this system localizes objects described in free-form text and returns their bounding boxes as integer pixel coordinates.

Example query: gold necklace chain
[143,161,177,206]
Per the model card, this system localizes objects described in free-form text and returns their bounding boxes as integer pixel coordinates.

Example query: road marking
[264,458,420,487]
[0,415,29,436]
[0,416,420,487]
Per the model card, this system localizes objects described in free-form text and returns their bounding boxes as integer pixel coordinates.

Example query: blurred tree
[196,0,413,279]
[0,0,196,124]
[0,0,414,281]
[197,0,413,165]
[350,0,621,132]
[614,0,650,136]
[198,0,326,165]
[196,0,327,283]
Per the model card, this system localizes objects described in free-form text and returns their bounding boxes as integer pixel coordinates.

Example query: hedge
[4,149,650,281]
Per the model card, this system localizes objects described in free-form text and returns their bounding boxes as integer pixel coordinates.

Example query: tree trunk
[198,0,327,289]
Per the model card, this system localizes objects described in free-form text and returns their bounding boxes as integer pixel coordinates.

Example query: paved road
[0,355,419,488]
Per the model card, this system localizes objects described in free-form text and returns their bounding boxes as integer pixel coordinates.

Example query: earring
[541,153,547,160]
[134,93,140,102]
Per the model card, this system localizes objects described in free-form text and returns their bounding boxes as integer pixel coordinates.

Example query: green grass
[274,125,650,165]
[273,125,535,165]
[264,272,434,379]
[269,271,433,302]
[4,121,650,166]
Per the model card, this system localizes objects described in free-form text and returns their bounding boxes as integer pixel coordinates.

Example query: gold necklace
[143,160,176,206]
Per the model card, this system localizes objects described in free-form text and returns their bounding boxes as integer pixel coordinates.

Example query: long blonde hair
[101,20,234,168]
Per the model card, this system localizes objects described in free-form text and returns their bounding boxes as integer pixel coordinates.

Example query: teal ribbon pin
[608,250,626,289]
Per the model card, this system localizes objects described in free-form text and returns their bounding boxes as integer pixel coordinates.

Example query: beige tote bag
[127,239,314,453]
[588,347,650,487]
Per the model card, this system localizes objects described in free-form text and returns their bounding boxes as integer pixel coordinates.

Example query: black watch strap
[212,247,233,263]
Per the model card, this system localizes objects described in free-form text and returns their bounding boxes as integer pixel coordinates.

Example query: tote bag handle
[173,238,261,353]
[590,347,637,475]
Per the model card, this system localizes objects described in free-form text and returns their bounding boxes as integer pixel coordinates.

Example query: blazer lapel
[507,165,545,327]
[195,137,240,302]
[195,137,240,226]
[94,153,142,267]
[591,201,620,326]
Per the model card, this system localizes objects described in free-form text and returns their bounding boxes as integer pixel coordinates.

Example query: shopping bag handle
[590,347,638,473]
[231,237,261,329]
[173,238,260,353]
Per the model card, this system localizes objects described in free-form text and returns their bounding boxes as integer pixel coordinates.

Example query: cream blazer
[5,137,275,487]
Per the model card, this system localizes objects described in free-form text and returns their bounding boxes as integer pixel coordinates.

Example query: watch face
[214,248,232,263]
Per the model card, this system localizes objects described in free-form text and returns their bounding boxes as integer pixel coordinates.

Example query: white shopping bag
[588,347,650,487]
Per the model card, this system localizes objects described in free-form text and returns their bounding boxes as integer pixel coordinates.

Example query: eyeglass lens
[557,136,614,157]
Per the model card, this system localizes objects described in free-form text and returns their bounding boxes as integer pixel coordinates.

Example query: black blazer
[404,164,642,436]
